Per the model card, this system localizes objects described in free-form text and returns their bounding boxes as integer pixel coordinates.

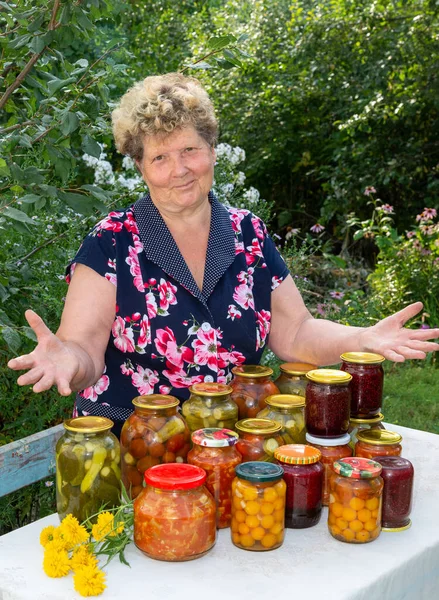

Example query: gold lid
[132,394,179,409]
[306,369,352,384]
[189,383,233,397]
[382,520,411,533]
[265,394,305,409]
[279,362,318,376]
[235,418,282,435]
[64,416,113,433]
[356,429,402,446]
[350,413,384,425]
[340,352,385,364]
[232,365,273,378]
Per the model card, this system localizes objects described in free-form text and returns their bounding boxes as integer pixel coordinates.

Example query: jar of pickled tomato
[374,456,414,531]
[187,428,242,528]
[348,413,385,450]
[182,382,238,432]
[257,394,306,444]
[235,418,284,462]
[328,457,383,544]
[121,395,191,499]
[134,463,216,561]
[305,369,352,438]
[355,430,402,459]
[231,365,279,419]
[56,416,120,522]
[231,462,286,551]
[274,362,317,396]
[274,444,323,528]
[305,432,352,506]
[340,352,385,418]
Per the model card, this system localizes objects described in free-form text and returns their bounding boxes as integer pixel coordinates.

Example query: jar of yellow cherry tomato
[355,430,402,459]
[274,362,317,396]
[328,457,383,544]
[231,462,286,551]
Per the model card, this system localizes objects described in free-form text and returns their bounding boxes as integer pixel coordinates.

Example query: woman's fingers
[57,378,73,396]
[388,302,424,327]
[381,348,405,362]
[8,353,36,371]
[17,367,44,386]
[25,309,53,342]
[32,374,55,393]
[395,346,426,360]
[408,328,439,341]
[406,339,439,352]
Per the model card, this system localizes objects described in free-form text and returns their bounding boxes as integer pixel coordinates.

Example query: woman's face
[136,126,215,214]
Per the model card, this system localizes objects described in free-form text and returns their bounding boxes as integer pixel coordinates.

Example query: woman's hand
[7,310,80,396]
[360,302,439,362]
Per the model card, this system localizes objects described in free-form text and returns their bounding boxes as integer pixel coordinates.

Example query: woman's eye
[185,147,195,152]
[153,155,164,162]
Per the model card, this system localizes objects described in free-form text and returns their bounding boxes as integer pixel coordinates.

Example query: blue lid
[235,462,284,483]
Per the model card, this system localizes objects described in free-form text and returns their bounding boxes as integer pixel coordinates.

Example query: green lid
[235,462,284,483]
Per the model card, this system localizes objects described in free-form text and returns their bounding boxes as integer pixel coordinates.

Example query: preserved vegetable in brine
[355,430,402,459]
[231,365,279,419]
[182,383,238,432]
[257,394,306,444]
[348,413,385,450]
[274,363,317,396]
[235,418,284,462]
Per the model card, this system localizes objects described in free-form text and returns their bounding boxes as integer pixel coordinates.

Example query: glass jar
[274,362,317,396]
[348,413,386,450]
[187,428,242,529]
[328,457,383,543]
[305,433,353,506]
[305,369,352,438]
[374,456,414,531]
[134,463,216,561]
[274,444,323,528]
[182,383,238,432]
[257,394,306,444]
[230,365,279,419]
[235,418,284,462]
[340,352,385,418]
[231,462,286,551]
[355,430,402,459]
[56,416,120,522]
[120,395,191,499]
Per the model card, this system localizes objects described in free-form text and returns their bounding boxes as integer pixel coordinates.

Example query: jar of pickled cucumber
[56,416,121,522]
[121,395,191,499]
[235,418,284,462]
[231,365,279,419]
[231,462,286,551]
[182,383,238,433]
[355,429,402,459]
[348,413,385,450]
[305,369,352,438]
[257,394,306,444]
[274,363,317,396]
[328,457,383,544]
[187,428,242,528]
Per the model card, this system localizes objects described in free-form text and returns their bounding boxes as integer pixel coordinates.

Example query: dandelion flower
[92,512,121,542]
[40,525,56,548]
[73,565,107,597]
[59,514,89,547]
[43,548,71,578]
[71,545,99,572]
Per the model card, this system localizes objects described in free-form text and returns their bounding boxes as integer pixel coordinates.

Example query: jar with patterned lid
[340,352,385,418]
[188,428,242,528]
[257,394,306,444]
[274,362,317,396]
[374,456,414,532]
[355,429,402,459]
[328,457,383,544]
[235,418,284,462]
[121,395,191,499]
[182,382,238,432]
[56,416,120,522]
[230,365,279,419]
[274,444,323,528]
[305,369,352,437]
[348,413,386,450]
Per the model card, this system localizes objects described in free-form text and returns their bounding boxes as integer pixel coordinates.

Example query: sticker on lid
[192,428,239,447]
[332,457,382,479]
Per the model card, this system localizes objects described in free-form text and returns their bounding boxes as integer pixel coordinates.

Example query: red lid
[144,463,206,490]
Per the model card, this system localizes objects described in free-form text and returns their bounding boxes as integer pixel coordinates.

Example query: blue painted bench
[0,424,64,497]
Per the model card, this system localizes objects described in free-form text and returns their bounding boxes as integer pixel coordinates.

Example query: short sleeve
[249,214,290,290]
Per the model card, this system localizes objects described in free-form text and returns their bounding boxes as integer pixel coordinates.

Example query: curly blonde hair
[111,73,218,161]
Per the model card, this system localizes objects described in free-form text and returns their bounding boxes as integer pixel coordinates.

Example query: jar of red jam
[340,352,385,418]
[348,413,385,450]
[257,394,306,444]
[121,395,191,498]
[231,462,286,551]
[182,383,238,433]
[328,457,383,544]
[355,430,402,459]
[235,418,284,462]
[187,428,242,529]
[231,365,279,419]
[134,463,216,561]
[274,444,323,529]
[274,362,317,396]
[374,456,414,531]
[305,369,352,438]
[305,432,353,506]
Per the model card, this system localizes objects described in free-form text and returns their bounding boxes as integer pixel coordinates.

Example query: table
[1,423,438,600]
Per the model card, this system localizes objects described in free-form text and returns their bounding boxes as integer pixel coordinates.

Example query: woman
[8,73,439,434]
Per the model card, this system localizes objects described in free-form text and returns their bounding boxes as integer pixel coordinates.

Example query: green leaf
[29,35,45,54]
[0,308,13,326]
[21,326,37,342]
[47,77,76,97]
[59,192,94,215]
[184,61,214,70]
[2,207,36,225]
[353,230,365,241]
[61,112,80,135]
[222,49,243,68]
[207,35,236,51]
[81,135,101,159]
[81,184,110,201]
[9,34,32,50]
[0,159,10,177]
[76,10,93,30]
[28,13,45,32]
[1,326,22,354]
[19,194,41,204]
[35,197,46,210]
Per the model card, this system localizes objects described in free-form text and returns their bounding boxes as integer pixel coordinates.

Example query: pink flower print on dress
[163,366,204,389]
[233,282,255,311]
[227,304,242,320]
[136,315,151,353]
[192,327,221,371]
[145,291,158,319]
[235,240,245,255]
[158,279,178,314]
[251,215,267,241]
[271,275,282,290]
[124,211,139,233]
[228,207,249,233]
[256,309,271,350]
[245,238,264,265]
[112,316,135,353]
[237,268,254,287]
[125,244,144,292]
[121,362,134,376]
[81,373,110,402]
[159,385,172,394]
[155,327,194,368]
[131,365,159,395]
[96,215,123,233]
[227,348,246,366]
[105,272,117,286]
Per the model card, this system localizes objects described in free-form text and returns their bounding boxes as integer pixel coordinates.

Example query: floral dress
[67,191,289,426]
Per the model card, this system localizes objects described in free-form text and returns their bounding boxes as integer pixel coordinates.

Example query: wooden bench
[0,424,64,497]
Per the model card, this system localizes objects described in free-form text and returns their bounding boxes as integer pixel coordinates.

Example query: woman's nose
[171,155,189,177]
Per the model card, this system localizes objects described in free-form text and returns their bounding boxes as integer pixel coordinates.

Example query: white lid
[305,432,351,447]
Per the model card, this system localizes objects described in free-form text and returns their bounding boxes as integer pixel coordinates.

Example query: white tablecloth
[1,423,438,600]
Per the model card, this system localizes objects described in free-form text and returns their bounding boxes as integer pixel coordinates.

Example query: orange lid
[274,444,321,465]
